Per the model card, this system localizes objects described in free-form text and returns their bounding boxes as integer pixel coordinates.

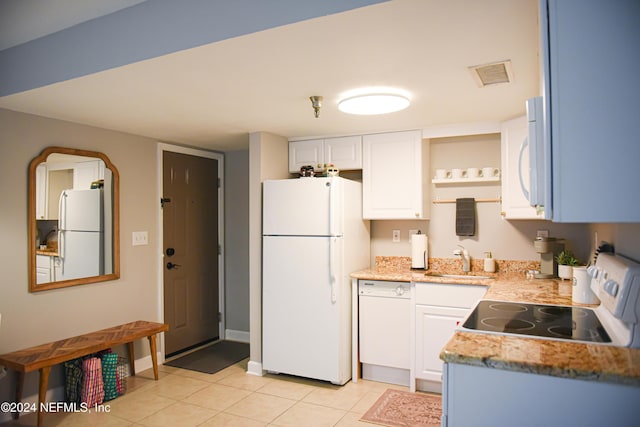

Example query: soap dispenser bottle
[484,252,496,273]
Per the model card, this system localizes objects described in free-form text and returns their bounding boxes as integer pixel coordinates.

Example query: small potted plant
[556,250,579,280]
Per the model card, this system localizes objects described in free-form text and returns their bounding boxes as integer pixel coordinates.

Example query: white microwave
[520,96,549,217]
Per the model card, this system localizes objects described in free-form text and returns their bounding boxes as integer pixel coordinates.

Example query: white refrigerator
[262,177,370,385]
[57,188,104,281]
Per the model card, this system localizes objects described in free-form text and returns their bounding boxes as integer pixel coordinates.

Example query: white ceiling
[0,0,540,151]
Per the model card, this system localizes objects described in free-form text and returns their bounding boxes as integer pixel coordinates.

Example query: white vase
[558,265,573,280]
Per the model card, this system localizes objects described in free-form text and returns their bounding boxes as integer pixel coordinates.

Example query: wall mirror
[28,147,120,292]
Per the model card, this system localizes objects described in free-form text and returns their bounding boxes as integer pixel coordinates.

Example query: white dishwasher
[358,280,411,386]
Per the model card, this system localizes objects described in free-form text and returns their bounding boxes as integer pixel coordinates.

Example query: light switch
[132,231,148,246]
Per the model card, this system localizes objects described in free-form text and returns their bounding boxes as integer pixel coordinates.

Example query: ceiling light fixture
[309,96,323,118]
[338,89,410,115]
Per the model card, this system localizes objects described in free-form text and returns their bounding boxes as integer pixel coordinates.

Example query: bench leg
[12,371,24,420]
[37,366,51,427]
[148,335,159,380]
[127,341,135,376]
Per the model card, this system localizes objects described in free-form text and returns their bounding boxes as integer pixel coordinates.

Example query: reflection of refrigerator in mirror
[57,189,104,281]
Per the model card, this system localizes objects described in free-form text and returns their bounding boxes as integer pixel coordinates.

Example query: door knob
[166,262,181,270]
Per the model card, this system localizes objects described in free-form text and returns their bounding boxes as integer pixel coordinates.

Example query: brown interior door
[163,151,219,356]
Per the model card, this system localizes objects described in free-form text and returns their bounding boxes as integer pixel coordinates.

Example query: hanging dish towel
[456,198,476,236]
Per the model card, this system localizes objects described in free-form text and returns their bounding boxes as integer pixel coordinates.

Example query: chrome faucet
[454,245,470,272]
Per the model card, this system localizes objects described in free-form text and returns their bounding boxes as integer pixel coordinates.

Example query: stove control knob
[395,285,405,296]
[587,265,599,278]
[603,280,619,297]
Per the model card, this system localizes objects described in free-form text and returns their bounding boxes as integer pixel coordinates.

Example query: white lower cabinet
[36,254,53,284]
[415,305,468,383]
[413,282,486,392]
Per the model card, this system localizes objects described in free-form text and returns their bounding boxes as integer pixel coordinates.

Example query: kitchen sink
[424,273,494,280]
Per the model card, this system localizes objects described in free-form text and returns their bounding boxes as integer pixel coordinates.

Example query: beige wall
[0,108,160,403]
[247,132,288,375]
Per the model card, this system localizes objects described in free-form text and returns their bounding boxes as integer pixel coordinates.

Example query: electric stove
[461,253,640,347]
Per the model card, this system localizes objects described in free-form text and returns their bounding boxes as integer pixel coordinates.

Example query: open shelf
[432,176,500,185]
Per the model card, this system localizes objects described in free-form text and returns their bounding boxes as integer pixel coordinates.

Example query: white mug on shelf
[435,169,450,179]
[481,167,500,178]
[467,167,480,178]
[451,168,466,179]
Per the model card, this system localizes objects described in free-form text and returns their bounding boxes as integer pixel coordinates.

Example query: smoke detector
[469,60,513,87]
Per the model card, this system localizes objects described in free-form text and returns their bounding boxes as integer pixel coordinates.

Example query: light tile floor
[4,359,408,426]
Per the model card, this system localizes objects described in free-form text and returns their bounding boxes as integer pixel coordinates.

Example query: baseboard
[134,351,164,374]
[416,378,443,394]
[225,329,250,343]
[246,360,263,377]
[362,363,410,387]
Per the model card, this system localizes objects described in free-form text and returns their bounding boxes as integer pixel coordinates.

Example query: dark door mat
[165,340,249,374]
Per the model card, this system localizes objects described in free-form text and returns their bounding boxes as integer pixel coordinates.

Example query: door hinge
[160,197,171,208]
[217,177,221,188]
[218,244,221,255]
[217,312,222,322]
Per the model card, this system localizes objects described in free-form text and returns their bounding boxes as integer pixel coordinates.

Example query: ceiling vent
[469,60,513,87]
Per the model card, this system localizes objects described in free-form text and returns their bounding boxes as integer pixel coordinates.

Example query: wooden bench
[0,320,168,427]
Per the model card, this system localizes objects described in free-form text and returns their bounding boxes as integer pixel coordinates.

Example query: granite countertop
[351,256,640,386]
[35,248,59,256]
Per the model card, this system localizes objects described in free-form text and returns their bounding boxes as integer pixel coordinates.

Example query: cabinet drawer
[36,254,52,268]
[415,282,486,308]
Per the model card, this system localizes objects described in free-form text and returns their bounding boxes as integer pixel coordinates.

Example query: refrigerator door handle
[328,178,337,303]
[58,230,65,275]
[58,190,66,230]
[329,236,337,303]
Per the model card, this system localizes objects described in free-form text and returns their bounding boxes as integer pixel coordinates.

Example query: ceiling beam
[0,0,386,97]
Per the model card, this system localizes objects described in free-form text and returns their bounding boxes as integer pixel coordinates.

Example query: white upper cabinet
[289,139,324,173]
[289,136,362,173]
[362,130,429,219]
[543,0,640,222]
[73,160,104,190]
[500,115,545,220]
[324,136,362,170]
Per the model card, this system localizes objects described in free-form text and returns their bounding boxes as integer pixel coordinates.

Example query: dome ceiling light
[338,88,410,115]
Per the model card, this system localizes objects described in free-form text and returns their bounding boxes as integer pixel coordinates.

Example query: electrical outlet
[537,229,549,238]
[392,229,401,243]
[132,231,148,246]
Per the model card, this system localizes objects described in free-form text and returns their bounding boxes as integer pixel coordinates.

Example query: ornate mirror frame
[28,147,120,292]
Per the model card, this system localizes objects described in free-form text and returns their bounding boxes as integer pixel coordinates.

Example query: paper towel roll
[411,233,428,269]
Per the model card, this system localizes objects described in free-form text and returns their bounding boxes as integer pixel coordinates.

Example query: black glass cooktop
[462,300,611,343]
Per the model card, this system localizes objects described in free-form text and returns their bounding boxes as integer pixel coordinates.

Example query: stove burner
[547,325,573,338]
[538,306,587,319]
[548,325,601,341]
[489,303,527,313]
[480,317,536,332]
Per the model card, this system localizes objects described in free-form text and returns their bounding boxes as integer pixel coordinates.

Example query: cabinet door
[289,139,324,173]
[500,115,545,220]
[545,0,640,222]
[415,305,467,382]
[36,255,52,284]
[74,161,101,190]
[362,130,428,219]
[35,164,48,219]
[324,136,362,170]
